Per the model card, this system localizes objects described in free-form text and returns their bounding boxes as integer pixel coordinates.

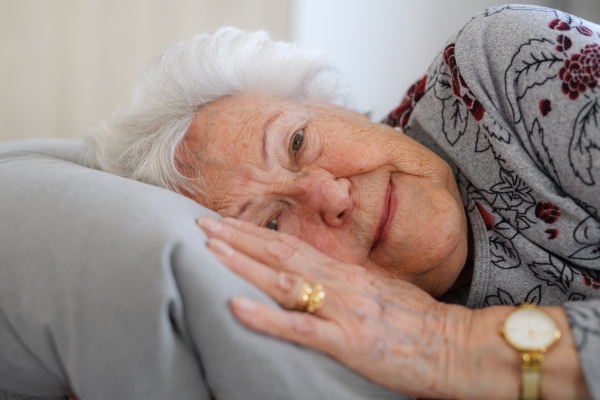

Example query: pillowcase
[0,139,407,399]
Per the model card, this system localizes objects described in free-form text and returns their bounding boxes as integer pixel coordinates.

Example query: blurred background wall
[1,0,599,142]
[292,0,600,121]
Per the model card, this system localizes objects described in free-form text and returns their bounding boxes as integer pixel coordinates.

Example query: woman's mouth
[373,177,398,248]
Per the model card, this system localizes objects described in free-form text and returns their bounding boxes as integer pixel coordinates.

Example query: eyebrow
[262,111,283,165]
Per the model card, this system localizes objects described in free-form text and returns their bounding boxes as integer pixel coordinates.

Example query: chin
[415,212,469,296]
[383,198,468,296]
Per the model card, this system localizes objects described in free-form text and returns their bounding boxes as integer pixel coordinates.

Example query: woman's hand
[199,216,476,399]
[199,216,592,400]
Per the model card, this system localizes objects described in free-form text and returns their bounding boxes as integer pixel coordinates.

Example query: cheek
[385,132,452,182]
[412,194,464,256]
[319,130,397,177]
[410,194,463,256]
[374,176,466,279]
[282,213,365,265]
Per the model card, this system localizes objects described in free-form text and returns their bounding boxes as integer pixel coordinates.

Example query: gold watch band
[521,352,544,400]
[502,305,561,400]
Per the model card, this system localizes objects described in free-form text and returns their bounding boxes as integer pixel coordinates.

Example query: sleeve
[386,5,600,398]
[454,6,600,213]
[451,13,600,397]
[564,299,600,399]
[389,5,600,269]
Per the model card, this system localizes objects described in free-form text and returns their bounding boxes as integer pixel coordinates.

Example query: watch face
[503,307,561,351]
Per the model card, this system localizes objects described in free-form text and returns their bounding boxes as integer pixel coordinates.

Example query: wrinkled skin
[185,93,470,297]
[201,216,473,399]
[199,216,588,400]
[192,94,588,399]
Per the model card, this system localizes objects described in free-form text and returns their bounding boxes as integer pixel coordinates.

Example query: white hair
[85,27,348,197]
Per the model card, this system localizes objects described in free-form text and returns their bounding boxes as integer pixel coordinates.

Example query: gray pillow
[0,140,407,400]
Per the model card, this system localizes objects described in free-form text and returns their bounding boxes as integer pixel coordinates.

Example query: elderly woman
[87,5,599,400]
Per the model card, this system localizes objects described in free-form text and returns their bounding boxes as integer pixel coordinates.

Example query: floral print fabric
[385,5,600,397]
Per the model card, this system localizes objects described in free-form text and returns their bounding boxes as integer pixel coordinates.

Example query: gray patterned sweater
[384,5,600,398]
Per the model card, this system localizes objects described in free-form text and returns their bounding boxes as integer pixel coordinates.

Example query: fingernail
[199,217,222,232]
[208,238,233,257]
[222,217,242,227]
[232,296,256,311]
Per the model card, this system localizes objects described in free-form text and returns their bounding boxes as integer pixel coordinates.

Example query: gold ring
[296,281,325,313]
[296,281,312,311]
[307,283,325,313]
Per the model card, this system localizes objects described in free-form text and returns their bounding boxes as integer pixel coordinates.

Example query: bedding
[0,140,404,399]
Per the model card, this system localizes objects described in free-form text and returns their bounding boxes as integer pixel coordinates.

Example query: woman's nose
[297,176,352,227]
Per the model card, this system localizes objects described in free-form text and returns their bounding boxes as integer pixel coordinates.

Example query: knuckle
[265,240,294,262]
[348,293,383,321]
[275,271,296,294]
[293,314,317,335]
[343,269,377,293]
[345,271,364,285]
[279,232,311,250]
[370,336,390,362]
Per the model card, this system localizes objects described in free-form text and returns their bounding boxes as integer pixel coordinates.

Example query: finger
[199,216,333,276]
[221,217,308,248]
[230,296,345,357]
[202,216,311,257]
[199,217,368,289]
[199,216,297,245]
[218,219,366,279]
[209,237,313,311]
[209,238,335,316]
[209,237,385,322]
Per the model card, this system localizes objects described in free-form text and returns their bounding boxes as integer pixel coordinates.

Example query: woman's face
[185,93,469,297]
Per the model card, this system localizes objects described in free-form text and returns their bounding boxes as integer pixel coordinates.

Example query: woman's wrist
[417,302,502,400]
[460,306,520,400]
[453,305,590,400]
[424,303,519,399]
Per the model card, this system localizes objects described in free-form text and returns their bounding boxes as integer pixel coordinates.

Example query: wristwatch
[501,304,561,400]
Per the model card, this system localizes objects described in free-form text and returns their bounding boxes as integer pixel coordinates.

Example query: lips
[373,176,397,248]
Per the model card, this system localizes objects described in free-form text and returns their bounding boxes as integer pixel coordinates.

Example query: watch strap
[522,369,540,400]
[521,352,544,400]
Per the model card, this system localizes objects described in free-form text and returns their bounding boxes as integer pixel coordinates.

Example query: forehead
[195,93,304,150]
[188,93,308,212]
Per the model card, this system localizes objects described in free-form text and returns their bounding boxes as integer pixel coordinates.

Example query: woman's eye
[266,217,278,231]
[291,130,304,152]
